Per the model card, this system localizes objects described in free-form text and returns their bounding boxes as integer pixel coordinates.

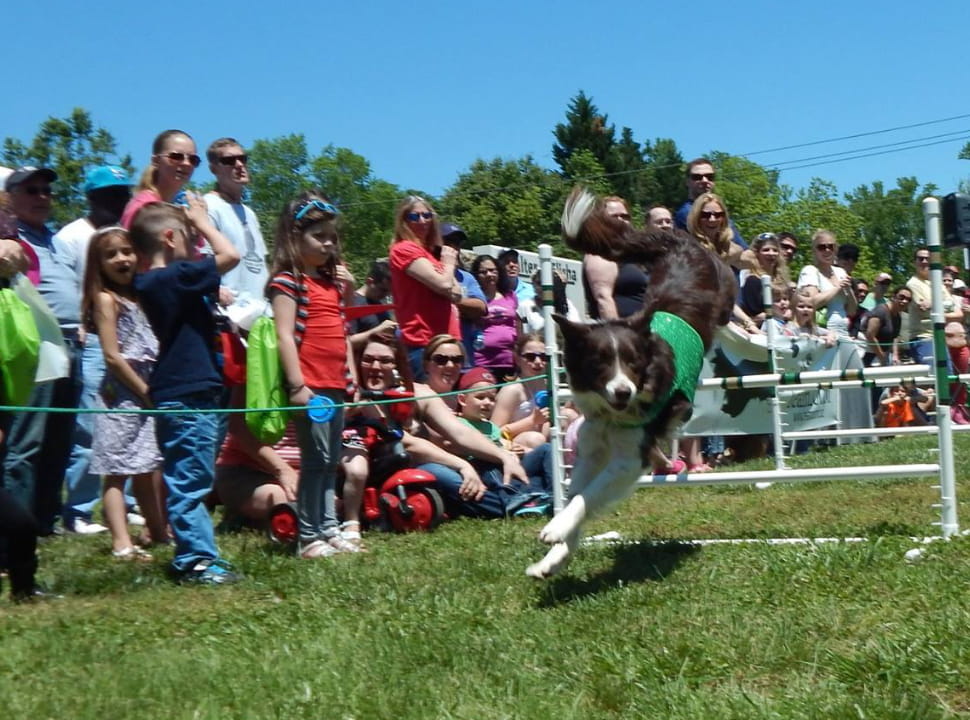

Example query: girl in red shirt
[268,192,360,558]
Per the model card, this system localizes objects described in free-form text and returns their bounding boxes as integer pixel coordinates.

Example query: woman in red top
[388,195,461,381]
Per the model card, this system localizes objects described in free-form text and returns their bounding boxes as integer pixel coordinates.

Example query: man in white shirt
[204,138,268,329]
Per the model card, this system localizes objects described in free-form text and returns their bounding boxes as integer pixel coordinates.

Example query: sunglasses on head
[17,185,53,197]
[158,151,201,167]
[406,211,434,222]
[690,172,715,181]
[520,352,549,362]
[815,243,836,252]
[430,353,463,366]
[294,199,339,222]
[216,154,248,167]
[700,210,725,220]
[757,232,778,241]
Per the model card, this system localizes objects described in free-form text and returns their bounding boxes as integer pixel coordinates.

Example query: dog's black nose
[612,386,632,405]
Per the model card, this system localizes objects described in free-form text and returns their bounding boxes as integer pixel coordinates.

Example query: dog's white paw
[525,542,572,579]
[538,513,574,546]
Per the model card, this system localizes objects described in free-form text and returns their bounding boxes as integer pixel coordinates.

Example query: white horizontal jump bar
[637,463,940,487]
[697,364,931,390]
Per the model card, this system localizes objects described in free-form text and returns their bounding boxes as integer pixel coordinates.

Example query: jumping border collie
[526,188,736,579]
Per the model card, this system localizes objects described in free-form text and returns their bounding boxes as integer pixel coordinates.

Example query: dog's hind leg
[526,525,582,579]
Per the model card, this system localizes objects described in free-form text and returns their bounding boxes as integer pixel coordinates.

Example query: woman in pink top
[388,195,461,381]
[120,129,200,228]
[470,254,520,381]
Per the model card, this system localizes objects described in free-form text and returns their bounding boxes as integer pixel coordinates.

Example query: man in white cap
[54,165,134,534]
[861,272,892,311]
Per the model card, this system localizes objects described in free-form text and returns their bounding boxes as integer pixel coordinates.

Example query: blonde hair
[391,195,442,249]
[686,192,733,257]
[750,234,791,286]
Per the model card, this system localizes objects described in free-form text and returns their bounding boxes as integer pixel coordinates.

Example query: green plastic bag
[245,315,288,444]
[0,287,41,406]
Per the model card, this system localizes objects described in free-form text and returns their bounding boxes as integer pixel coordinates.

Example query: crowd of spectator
[0,143,965,599]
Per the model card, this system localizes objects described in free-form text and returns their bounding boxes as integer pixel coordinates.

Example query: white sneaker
[127,512,146,526]
[68,518,109,535]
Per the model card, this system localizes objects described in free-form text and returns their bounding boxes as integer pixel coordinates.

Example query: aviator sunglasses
[158,151,201,167]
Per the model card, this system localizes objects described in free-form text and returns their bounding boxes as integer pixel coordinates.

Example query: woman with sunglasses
[470,254,520,382]
[415,335,466,416]
[864,287,910,368]
[491,333,551,450]
[686,192,745,269]
[120,129,200,228]
[389,196,461,381]
[796,230,856,339]
[737,234,790,329]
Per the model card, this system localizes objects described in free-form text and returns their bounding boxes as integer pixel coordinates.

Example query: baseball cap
[876,272,892,284]
[458,367,497,391]
[84,165,131,193]
[5,166,57,192]
[953,278,967,292]
[440,222,467,246]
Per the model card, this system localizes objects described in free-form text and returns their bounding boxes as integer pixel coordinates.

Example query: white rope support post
[762,274,788,470]
[923,197,959,537]
[538,244,567,513]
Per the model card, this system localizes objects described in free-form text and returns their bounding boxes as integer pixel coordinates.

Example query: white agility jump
[536,197,961,540]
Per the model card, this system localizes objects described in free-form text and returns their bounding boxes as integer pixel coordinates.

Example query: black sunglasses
[406,211,434,222]
[216,154,248,167]
[158,151,201,167]
[430,353,464,366]
[700,211,725,220]
[690,172,715,181]
[520,352,549,362]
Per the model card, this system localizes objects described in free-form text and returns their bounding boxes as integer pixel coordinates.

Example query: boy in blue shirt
[130,199,240,584]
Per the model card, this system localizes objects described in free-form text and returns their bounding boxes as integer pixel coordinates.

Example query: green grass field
[4,433,970,719]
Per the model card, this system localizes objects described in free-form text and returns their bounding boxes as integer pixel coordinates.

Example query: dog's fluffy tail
[560,186,670,264]
[561,187,627,258]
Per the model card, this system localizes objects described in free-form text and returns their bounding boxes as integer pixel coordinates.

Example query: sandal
[339,521,364,548]
[300,539,338,559]
[112,546,153,562]
[326,533,365,554]
[655,459,687,475]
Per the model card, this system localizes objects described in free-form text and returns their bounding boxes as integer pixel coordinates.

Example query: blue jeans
[2,337,81,533]
[910,338,954,374]
[63,336,105,524]
[406,346,427,382]
[293,389,345,543]
[472,443,554,494]
[156,393,223,572]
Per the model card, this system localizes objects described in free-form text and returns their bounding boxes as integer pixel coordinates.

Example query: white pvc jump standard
[536,196,961,540]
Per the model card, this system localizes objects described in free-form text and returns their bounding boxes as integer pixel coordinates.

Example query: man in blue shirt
[440,222,486,365]
[3,166,82,535]
[674,157,748,250]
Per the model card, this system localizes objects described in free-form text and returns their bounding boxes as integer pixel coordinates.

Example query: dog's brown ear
[552,314,590,345]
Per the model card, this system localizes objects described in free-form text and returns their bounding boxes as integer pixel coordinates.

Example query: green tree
[709,151,783,240]
[845,177,937,278]
[246,133,314,239]
[641,138,686,213]
[552,91,617,180]
[438,156,567,256]
[609,127,647,212]
[1,108,133,228]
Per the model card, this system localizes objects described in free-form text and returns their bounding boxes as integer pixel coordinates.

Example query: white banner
[683,327,873,437]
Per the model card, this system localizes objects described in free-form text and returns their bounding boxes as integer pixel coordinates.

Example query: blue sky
[6,0,970,201]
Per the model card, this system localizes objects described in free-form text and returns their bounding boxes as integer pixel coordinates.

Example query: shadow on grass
[536,540,700,607]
